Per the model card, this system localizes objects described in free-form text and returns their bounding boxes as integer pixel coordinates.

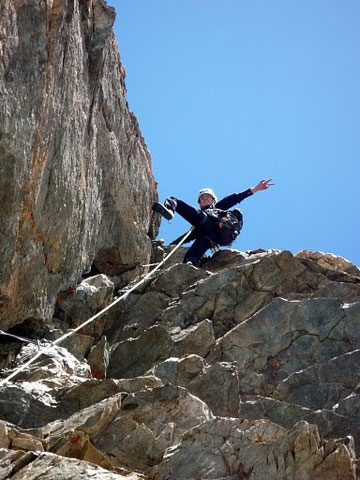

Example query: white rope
[0,228,194,385]
[0,330,39,345]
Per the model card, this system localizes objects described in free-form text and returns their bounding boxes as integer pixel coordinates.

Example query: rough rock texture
[1,248,360,478]
[149,418,356,480]
[0,0,159,330]
[56,275,114,334]
[0,449,143,479]
[3,1,359,478]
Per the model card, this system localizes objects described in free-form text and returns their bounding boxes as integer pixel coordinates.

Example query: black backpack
[217,209,243,246]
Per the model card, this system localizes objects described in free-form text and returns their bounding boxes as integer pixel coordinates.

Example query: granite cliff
[1,1,360,479]
[0,0,159,331]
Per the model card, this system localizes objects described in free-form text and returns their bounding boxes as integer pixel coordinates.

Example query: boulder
[272,350,360,410]
[0,383,59,429]
[240,396,347,441]
[296,250,360,277]
[216,298,360,384]
[86,336,110,379]
[171,319,215,358]
[151,355,239,417]
[56,275,114,337]
[151,355,207,387]
[148,262,210,297]
[0,343,92,428]
[93,384,213,472]
[117,384,213,443]
[107,325,174,379]
[61,333,95,361]
[59,376,162,412]
[0,449,143,479]
[106,290,171,343]
[149,418,356,479]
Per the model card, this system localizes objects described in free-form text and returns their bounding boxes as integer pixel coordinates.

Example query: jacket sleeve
[215,189,253,210]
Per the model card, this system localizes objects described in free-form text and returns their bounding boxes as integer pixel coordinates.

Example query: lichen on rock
[0,0,159,330]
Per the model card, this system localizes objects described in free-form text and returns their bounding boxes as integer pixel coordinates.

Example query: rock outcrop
[0,0,159,330]
[1,1,360,478]
[0,248,359,478]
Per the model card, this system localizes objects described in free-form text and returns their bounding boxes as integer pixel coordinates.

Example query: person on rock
[152,179,275,266]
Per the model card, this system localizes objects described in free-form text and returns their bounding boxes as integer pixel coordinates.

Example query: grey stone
[172,319,215,358]
[99,422,166,471]
[148,262,210,297]
[187,361,240,417]
[107,325,174,379]
[117,384,213,443]
[217,298,360,384]
[311,276,360,302]
[0,423,9,449]
[40,393,124,447]
[240,396,347,441]
[91,384,213,471]
[0,343,92,428]
[59,376,162,412]
[61,333,94,361]
[56,275,114,337]
[11,342,92,382]
[0,450,143,479]
[296,250,360,277]
[0,383,60,429]
[201,248,247,272]
[58,379,124,412]
[160,245,189,268]
[272,350,360,410]
[0,0,159,330]
[149,418,356,480]
[105,290,171,343]
[151,355,239,417]
[151,355,206,387]
[86,336,110,379]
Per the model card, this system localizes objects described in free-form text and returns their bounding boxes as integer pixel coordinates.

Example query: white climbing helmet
[197,188,217,203]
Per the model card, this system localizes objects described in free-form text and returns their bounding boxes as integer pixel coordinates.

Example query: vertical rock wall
[0,0,159,329]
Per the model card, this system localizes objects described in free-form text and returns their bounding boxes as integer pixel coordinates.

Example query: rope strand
[0,229,193,385]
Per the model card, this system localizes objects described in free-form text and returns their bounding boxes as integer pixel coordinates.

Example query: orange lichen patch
[64,287,76,295]
[92,369,105,380]
[70,435,81,445]
[146,473,159,480]
[55,296,61,306]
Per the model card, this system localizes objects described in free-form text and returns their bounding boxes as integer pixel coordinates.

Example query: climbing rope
[0,330,39,345]
[0,228,194,385]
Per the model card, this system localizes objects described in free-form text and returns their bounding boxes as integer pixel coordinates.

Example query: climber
[152,179,275,266]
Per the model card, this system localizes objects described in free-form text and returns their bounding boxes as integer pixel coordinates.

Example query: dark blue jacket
[172,189,253,245]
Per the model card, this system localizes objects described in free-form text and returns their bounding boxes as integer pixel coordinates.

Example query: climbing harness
[0,227,194,385]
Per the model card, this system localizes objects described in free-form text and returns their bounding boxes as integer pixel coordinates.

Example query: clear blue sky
[108,1,359,267]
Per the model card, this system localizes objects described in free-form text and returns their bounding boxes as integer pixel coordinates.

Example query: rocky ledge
[0,247,359,479]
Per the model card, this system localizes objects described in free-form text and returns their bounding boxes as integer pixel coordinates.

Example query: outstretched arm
[216,179,275,210]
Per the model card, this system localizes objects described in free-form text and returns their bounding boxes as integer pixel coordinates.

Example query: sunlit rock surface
[0,248,359,478]
[0,0,159,330]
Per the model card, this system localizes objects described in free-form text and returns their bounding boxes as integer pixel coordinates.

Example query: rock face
[1,2,360,478]
[0,0,159,330]
[0,248,359,479]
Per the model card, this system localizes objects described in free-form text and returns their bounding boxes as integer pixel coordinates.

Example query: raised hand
[251,179,275,193]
